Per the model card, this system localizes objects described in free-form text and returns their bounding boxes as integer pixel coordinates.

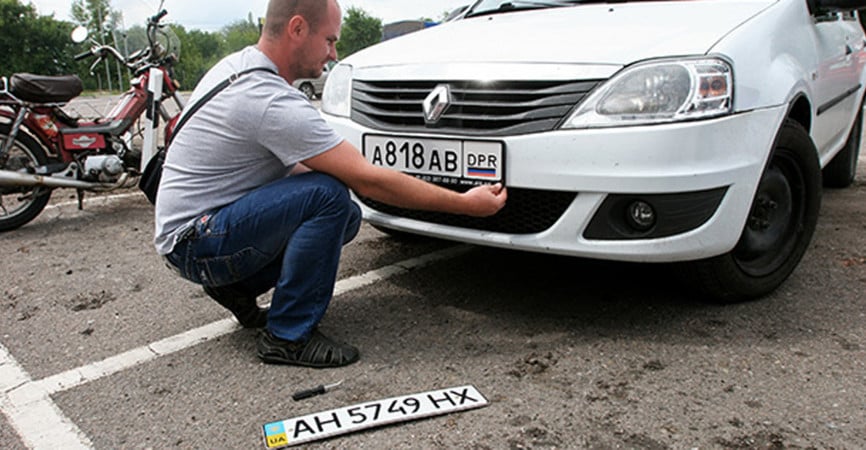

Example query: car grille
[358,187,576,234]
[351,79,602,136]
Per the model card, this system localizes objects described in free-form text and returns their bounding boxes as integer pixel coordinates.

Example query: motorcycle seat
[9,73,83,103]
[61,119,130,136]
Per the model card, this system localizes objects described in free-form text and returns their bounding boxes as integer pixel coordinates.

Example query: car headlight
[322,63,353,117]
[564,57,733,129]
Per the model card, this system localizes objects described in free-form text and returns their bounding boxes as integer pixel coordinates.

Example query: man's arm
[302,140,507,217]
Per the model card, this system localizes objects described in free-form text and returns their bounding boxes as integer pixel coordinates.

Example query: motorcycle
[0,7,184,232]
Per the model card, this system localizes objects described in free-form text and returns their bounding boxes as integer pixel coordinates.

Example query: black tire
[0,123,53,232]
[681,119,821,303]
[823,102,862,188]
[299,83,315,99]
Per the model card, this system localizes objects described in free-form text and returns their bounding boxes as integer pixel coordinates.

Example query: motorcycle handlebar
[79,45,132,69]
[149,9,168,24]
[75,10,172,75]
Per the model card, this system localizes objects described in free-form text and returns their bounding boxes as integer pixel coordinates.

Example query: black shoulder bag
[139,67,277,205]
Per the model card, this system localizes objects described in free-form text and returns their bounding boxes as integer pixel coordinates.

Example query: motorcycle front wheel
[0,123,53,232]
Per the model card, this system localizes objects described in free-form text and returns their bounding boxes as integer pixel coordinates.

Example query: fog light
[626,200,656,231]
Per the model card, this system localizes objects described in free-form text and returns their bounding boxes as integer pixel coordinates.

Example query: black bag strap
[167,67,277,149]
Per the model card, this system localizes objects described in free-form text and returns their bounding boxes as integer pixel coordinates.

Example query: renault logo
[423,84,452,125]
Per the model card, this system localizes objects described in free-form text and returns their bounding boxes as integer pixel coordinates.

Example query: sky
[26,0,471,31]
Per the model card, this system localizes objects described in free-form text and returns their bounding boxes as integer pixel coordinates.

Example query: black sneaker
[203,285,268,329]
[257,329,360,368]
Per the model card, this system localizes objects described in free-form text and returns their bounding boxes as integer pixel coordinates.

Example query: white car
[292,64,331,99]
[322,0,866,302]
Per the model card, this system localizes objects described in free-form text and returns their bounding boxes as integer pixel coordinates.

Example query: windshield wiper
[501,0,574,9]
[466,0,574,18]
[565,0,631,4]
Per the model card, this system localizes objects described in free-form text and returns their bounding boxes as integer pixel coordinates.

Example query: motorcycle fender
[165,114,180,147]
[63,133,105,150]
[0,112,60,159]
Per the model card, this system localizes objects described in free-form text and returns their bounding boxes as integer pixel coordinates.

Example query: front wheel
[681,119,821,303]
[299,83,315,99]
[0,123,53,232]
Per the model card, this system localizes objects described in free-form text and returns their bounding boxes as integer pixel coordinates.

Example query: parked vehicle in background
[321,0,866,303]
[292,62,333,99]
[0,7,183,231]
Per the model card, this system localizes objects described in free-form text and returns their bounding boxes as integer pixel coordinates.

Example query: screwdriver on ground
[292,380,343,401]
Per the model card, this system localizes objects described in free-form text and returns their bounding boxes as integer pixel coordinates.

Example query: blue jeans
[164,172,361,342]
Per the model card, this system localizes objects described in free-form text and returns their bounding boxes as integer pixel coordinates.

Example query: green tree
[121,24,148,56]
[171,26,223,89]
[220,13,260,55]
[71,0,123,91]
[71,0,111,33]
[0,0,78,75]
[337,7,382,59]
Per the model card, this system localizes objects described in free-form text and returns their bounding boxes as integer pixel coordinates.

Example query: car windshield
[464,0,613,17]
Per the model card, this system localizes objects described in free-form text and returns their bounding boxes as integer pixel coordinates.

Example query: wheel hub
[748,197,779,231]
[736,166,794,262]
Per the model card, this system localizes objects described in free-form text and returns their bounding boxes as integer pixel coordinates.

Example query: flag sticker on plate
[263,422,289,448]
[262,385,488,448]
[464,143,501,179]
[466,167,497,178]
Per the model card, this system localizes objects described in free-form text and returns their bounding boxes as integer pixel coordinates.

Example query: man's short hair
[264,0,330,37]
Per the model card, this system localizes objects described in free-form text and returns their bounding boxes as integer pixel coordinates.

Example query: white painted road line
[0,245,469,449]
[334,245,470,296]
[0,344,94,449]
[46,191,144,210]
[26,319,238,398]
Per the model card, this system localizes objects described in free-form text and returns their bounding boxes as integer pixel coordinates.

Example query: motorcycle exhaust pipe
[0,169,113,190]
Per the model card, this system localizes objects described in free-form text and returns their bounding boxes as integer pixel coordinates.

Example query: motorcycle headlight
[564,57,733,129]
[322,63,353,118]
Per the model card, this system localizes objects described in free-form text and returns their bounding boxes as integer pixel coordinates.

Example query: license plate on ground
[262,385,488,448]
[362,135,504,186]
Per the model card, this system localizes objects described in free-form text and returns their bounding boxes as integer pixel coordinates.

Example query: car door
[810,8,863,159]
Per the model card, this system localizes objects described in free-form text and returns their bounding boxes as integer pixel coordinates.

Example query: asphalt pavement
[1,95,864,449]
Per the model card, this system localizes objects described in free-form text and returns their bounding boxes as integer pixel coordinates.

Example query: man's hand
[461,183,507,217]
[305,141,507,217]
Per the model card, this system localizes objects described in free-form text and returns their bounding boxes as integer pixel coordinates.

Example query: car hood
[344,0,774,69]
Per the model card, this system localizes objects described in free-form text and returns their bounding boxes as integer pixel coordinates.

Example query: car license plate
[363,135,504,186]
[262,385,488,447]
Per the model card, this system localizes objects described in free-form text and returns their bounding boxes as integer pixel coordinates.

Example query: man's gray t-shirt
[154,46,342,255]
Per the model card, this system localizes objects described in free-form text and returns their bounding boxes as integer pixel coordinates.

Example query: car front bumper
[325,105,788,262]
